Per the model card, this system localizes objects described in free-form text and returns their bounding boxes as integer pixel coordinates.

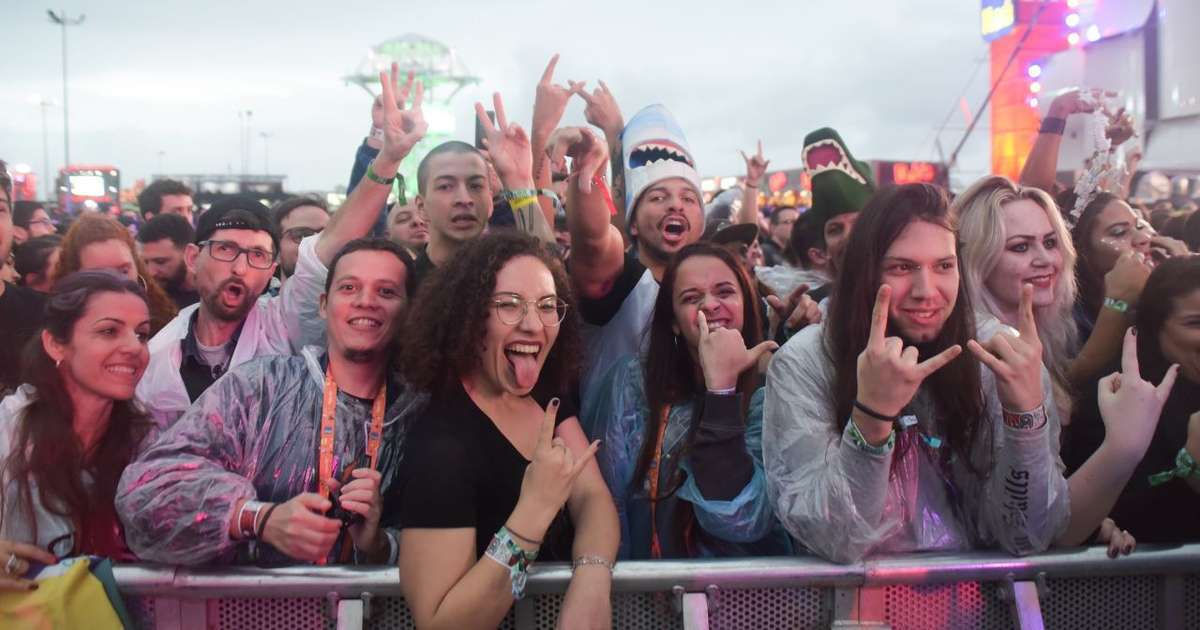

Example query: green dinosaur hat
[802,127,875,230]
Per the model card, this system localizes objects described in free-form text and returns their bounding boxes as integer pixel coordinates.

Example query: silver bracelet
[707,386,737,396]
[572,555,614,573]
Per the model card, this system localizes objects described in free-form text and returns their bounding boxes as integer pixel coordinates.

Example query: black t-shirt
[391,382,575,560]
[411,245,437,290]
[0,283,46,394]
[1065,361,1200,544]
[576,250,647,326]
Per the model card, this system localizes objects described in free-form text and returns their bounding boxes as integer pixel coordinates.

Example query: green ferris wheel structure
[343,34,481,199]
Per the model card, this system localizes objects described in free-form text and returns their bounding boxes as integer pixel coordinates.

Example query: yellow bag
[0,557,123,630]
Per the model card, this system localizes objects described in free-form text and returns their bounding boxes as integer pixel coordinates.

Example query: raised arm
[563,128,627,299]
[737,141,769,225]
[576,81,628,246]
[531,54,585,227]
[317,65,427,265]
[1019,90,1098,192]
[476,92,553,244]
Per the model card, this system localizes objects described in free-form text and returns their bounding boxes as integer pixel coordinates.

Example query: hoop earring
[137,274,148,291]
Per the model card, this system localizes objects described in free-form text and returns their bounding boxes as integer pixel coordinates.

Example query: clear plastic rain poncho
[116,346,418,566]
[763,319,1069,564]
[583,356,793,559]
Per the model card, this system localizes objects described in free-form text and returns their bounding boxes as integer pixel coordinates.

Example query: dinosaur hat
[802,127,875,230]
[621,105,703,222]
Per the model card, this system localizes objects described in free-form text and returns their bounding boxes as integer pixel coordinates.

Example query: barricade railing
[112,543,1200,629]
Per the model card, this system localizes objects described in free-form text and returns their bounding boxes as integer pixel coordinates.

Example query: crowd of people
[1,54,1198,628]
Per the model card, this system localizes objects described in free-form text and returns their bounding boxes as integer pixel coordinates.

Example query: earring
[55,359,62,368]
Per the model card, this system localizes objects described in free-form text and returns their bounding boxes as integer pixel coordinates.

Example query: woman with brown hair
[52,213,177,335]
[0,270,153,590]
[583,241,790,559]
[390,231,618,629]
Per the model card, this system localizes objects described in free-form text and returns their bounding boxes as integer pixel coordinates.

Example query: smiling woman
[0,271,153,588]
[392,231,619,629]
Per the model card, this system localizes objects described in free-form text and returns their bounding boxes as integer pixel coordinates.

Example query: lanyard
[316,364,386,564]
[646,405,672,559]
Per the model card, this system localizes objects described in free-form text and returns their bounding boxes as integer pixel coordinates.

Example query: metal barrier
[112,544,1200,629]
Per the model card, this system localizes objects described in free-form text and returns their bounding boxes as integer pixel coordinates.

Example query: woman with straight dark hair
[584,242,790,559]
[390,232,618,629]
[0,270,152,589]
[765,183,1068,563]
[1066,256,1199,543]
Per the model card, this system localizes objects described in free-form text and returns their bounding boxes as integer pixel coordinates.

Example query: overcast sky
[1,1,995,193]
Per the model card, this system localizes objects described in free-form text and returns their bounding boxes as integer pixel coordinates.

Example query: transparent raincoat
[116,346,418,566]
[763,319,1069,564]
[583,356,792,559]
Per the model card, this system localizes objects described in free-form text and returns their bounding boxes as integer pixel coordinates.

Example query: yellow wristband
[509,195,539,211]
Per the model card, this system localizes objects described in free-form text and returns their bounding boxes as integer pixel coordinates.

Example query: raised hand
[260,493,342,563]
[329,468,384,558]
[1105,106,1137,146]
[574,81,624,138]
[561,126,610,194]
[0,539,57,591]
[740,141,770,188]
[1047,88,1116,118]
[476,93,535,190]
[967,284,1045,412]
[515,399,600,528]
[376,63,428,166]
[696,311,778,391]
[856,285,963,419]
[1103,249,1152,305]
[1096,327,1178,457]
[533,54,585,137]
[766,283,822,333]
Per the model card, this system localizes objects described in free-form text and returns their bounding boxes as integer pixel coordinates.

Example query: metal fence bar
[679,592,709,630]
[336,599,364,630]
[1006,580,1045,630]
[1159,574,1184,630]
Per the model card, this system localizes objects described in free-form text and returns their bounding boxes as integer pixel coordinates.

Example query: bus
[57,164,121,215]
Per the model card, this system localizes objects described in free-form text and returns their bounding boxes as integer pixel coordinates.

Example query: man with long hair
[0,161,48,394]
[763,183,1069,563]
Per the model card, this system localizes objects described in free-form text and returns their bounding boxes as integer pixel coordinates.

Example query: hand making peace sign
[476,93,535,190]
[967,284,1045,412]
[856,284,964,419]
[376,62,428,166]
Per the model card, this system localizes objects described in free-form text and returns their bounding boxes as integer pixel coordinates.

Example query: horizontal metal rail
[111,543,1200,597]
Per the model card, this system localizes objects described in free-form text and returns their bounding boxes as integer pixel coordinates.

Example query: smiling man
[136,68,429,427]
[119,238,414,567]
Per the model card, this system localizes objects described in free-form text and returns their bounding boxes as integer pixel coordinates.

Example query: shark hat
[802,127,875,231]
[621,105,703,225]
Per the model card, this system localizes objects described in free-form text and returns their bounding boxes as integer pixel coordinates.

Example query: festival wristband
[1148,447,1200,487]
[853,399,901,422]
[1039,117,1067,135]
[484,527,538,600]
[237,500,266,539]
[537,188,560,204]
[572,555,614,574]
[369,126,384,143]
[364,160,396,186]
[846,417,895,455]
[1103,297,1130,313]
[255,503,280,542]
[505,525,544,546]
[509,196,539,212]
[1002,405,1048,430]
[502,188,538,201]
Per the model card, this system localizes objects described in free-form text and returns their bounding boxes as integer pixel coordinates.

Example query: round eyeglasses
[490,295,569,327]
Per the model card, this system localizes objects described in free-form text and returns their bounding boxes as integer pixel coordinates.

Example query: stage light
[1067,0,1079,7]
[1065,13,1081,28]
[1028,97,1039,108]
[1028,64,1042,79]
[1030,82,1042,94]
[1067,32,1081,46]
[1086,25,1101,42]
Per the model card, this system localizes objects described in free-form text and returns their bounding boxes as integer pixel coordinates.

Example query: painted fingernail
[550,398,560,407]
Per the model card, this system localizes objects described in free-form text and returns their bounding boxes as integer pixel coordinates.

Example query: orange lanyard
[316,364,386,564]
[646,405,672,559]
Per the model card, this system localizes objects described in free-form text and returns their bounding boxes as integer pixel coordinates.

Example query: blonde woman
[953,175,1152,553]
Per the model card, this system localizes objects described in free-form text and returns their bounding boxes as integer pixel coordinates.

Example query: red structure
[987,1,1074,180]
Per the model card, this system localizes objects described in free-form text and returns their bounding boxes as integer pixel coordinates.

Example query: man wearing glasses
[272,196,331,288]
[11,201,57,245]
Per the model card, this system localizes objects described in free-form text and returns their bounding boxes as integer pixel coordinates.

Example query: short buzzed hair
[416,141,484,196]
[137,212,195,248]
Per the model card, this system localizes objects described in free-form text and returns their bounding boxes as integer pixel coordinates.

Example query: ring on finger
[4,553,20,576]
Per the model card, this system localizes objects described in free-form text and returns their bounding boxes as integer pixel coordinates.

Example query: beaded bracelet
[572,555,614,574]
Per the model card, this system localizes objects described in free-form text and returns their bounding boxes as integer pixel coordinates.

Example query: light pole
[30,95,55,200]
[259,131,272,174]
[47,9,85,212]
[237,110,253,176]
[156,150,166,176]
